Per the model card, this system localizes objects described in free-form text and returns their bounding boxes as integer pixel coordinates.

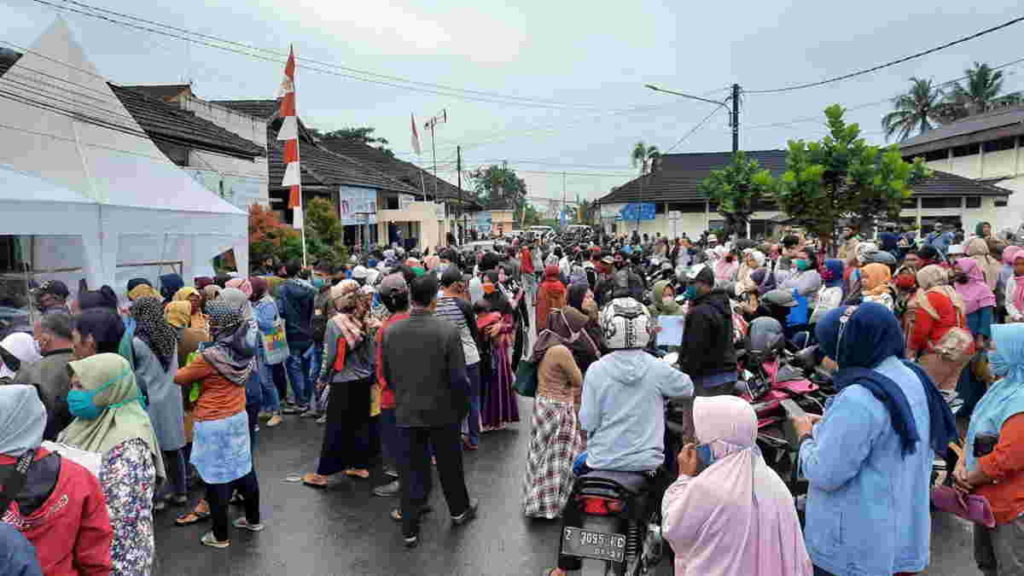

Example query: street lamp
[645,83,740,153]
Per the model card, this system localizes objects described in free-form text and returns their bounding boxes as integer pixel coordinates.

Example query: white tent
[0,19,247,294]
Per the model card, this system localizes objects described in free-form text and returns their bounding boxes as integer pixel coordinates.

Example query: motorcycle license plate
[562,526,626,563]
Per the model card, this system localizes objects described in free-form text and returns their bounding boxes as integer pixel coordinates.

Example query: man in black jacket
[381,273,477,547]
[680,264,738,396]
[277,260,316,414]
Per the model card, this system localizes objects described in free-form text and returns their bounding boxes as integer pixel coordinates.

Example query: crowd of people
[1,218,1024,575]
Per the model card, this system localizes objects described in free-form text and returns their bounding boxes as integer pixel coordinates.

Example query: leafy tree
[248,204,302,266]
[773,104,930,245]
[518,202,542,227]
[697,151,773,239]
[883,78,944,141]
[630,141,660,175]
[470,164,527,211]
[309,126,394,156]
[576,199,595,225]
[944,62,1022,120]
[304,197,347,266]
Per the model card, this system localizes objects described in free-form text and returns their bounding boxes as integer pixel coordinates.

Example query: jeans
[258,360,281,413]
[285,345,313,409]
[379,408,399,472]
[308,345,326,413]
[206,470,260,542]
[161,449,187,497]
[396,424,471,538]
[461,363,482,446]
[271,363,289,403]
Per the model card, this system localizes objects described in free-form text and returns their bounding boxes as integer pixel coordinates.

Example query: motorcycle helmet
[599,297,652,350]
[747,316,785,358]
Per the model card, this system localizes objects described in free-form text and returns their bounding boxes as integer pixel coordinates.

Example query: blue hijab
[823,259,845,289]
[816,302,956,456]
[965,324,1024,471]
[159,273,184,302]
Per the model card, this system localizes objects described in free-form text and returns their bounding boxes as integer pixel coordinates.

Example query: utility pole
[562,171,567,228]
[424,109,447,200]
[457,145,462,244]
[731,83,740,153]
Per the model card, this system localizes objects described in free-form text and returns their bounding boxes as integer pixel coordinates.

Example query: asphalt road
[151,393,981,576]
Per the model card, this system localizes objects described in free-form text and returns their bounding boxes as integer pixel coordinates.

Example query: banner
[620,203,656,221]
[339,186,378,226]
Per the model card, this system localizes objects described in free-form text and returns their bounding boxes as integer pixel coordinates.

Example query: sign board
[339,186,378,226]
[399,194,415,211]
[668,211,682,238]
[474,211,493,235]
[619,203,656,221]
[435,202,447,220]
[600,204,623,221]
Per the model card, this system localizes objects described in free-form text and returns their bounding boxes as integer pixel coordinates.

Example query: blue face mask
[67,371,142,420]
[312,277,326,289]
[696,443,715,471]
[683,285,699,300]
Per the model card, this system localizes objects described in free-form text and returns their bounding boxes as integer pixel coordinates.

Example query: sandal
[175,509,209,526]
[302,472,329,488]
[343,468,370,479]
[389,504,433,522]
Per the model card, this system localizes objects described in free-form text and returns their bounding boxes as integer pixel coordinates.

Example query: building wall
[924,147,1021,233]
[377,201,448,252]
[186,149,268,209]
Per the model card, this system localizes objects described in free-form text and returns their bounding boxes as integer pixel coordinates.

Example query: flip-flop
[302,473,329,488]
[344,469,370,479]
[174,510,209,526]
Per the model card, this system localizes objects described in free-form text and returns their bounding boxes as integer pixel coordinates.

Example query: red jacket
[908,291,966,353]
[1,449,113,576]
[375,312,410,410]
[520,248,535,274]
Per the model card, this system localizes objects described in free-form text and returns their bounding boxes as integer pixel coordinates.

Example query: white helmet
[600,297,652,350]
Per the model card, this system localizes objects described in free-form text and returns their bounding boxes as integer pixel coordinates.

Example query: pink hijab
[955,258,996,315]
[1005,248,1024,315]
[662,396,811,576]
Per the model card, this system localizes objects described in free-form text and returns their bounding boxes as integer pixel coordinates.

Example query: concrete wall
[186,149,268,209]
[377,201,448,252]
[179,96,268,147]
[923,145,1021,234]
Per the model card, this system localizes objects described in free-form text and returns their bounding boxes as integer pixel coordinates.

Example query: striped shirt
[435,296,481,365]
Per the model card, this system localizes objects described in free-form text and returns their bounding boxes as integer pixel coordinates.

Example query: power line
[747,13,1024,94]
[665,107,724,152]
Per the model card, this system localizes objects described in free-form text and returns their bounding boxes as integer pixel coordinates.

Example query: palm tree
[629,141,660,232]
[882,78,944,141]
[945,62,1022,119]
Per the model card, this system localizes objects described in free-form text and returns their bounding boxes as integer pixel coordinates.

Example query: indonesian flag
[410,113,421,155]
[277,45,303,228]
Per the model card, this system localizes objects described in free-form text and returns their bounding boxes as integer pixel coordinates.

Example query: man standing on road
[680,264,737,396]
[12,313,75,439]
[382,273,477,547]
[277,260,316,414]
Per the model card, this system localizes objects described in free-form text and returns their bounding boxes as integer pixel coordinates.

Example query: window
[983,137,1017,153]
[655,203,666,214]
[667,202,706,213]
[965,196,981,208]
[952,144,978,158]
[921,197,962,209]
[996,198,1009,207]
[922,149,948,162]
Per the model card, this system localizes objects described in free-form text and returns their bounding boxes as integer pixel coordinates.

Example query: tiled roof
[267,126,419,194]
[119,84,192,102]
[210,99,280,119]
[900,106,1024,156]
[0,50,263,159]
[596,149,1008,206]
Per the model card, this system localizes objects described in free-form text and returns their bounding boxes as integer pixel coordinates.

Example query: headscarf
[128,283,160,302]
[662,395,812,576]
[1008,249,1024,317]
[1002,246,1023,267]
[77,286,118,311]
[975,221,991,238]
[130,297,177,371]
[193,277,214,291]
[650,280,681,316]
[201,284,222,302]
[126,278,150,293]
[815,303,956,456]
[225,277,253,298]
[915,264,964,320]
[60,353,165,480]
[0,333,41,380]
[250,276,269,302]
[567,283,589,312]
[0,385,46,457]
[159,273,184,302]
[479,271,513,314]
[173,287,200,302]
[965,324,1024,472]
[965,237,1001,290]
[201,301,255,385]
[329,280,367,348]
[954,258,996,315]
[164,300,192,329]
[821,259,845,289]
[861,263,892,297]
[747,250,766,268]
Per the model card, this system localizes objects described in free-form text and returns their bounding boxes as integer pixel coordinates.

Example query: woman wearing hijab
[860,262,895,310]
[174,286,209,333]
[797,303,956,576]
[966,236,1002,291]
[131,296,187,509]
[0,385,113,576]
[810,259,845,326]
[498,263,529,373]
[249,276,283,427]
[476,271,520,431]
[956,324,1024,574]
[778,247,821,333]
[303,280,378,487]
[225,277,252,298]
[173,301,262,548]
[713,246,739,283]
[663,396,811,576]
[1005,248,1024,323]
[954,257,997,341]
[908,264,973,394]
[59,353,165,575]
[522,319,585,519]
[127,279,160,302]
[566,283,604,367]
[535,264,567,332]
[893,264,920,336]
[159,273,184,304]
[0,332,42,383]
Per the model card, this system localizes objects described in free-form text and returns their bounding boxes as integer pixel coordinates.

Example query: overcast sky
[3,0,1023,203]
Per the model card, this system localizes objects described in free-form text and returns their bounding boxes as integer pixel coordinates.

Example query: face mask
[662,296,675,306]
[67,371,141,420]
[683,285,699,300]
[483,284,496,295]
[696,443,715,472]
[894,275,917,290]
[312,277,325,288]
[794,259,811,272]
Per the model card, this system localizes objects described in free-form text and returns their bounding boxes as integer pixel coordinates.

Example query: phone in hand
[974,433,1000,458]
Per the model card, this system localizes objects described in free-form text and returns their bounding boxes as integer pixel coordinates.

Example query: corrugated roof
[596,149,1008,206]
[119,84,192,102]
[0,50,263,159]
[211,99,280,119]
[900,106,1024,156]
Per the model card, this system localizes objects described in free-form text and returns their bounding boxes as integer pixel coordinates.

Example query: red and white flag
[278,45,303,229]
[410,113,421,156]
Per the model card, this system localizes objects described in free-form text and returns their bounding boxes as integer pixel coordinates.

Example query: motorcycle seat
[577,470,650,494]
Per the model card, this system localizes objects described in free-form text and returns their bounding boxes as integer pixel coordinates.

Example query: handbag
[513,358,538,397]
[932,312,974,364]
[931,485,996,528]
[261,317,289,365]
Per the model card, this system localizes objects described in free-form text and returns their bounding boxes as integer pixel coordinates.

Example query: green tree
[628,141,660,231]
[248,204,302,266]
[697,151,773,239]
[944,62,1022,120]
[470,164,527,211]
[882,77,944,141]
[309,126,394,156]
[304,197,347,266]
[774,104,930,245]
[576,199,595,225]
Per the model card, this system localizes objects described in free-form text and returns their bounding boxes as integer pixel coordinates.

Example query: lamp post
[645,83,740,153]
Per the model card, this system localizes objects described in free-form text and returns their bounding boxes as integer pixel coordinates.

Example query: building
[900,106,1024,234]
[595,149,1011,239]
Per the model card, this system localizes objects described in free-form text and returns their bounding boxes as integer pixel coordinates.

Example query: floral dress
[101,438,155,576]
